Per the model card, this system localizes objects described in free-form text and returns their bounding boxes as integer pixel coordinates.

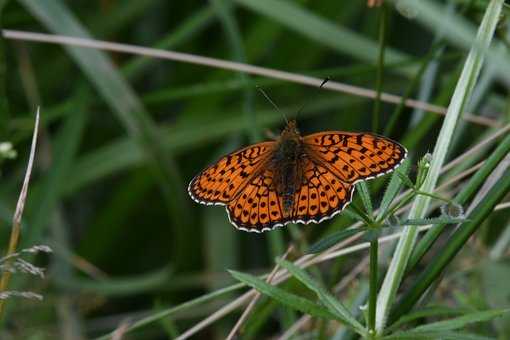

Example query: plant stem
[368,238,378,338]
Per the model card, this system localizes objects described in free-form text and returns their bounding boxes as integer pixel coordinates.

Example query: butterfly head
[281,119,300,139]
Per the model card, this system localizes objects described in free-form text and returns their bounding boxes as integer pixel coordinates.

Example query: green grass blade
[384,330,495,340]
[25,105,87,245]
[398,217,467,226]
[94,282,245,340]
[307,228,366,254]
[276,259,365,335]
[400,0,510,82]
[409,309,510,332]
[377,159,411,221]
[20,0,193,266]
[123,7,215,79]
[387,306,471,333]
[357,182,373,218]
[234,0,410,71]
[390,161,510,322]
[409,132,510,269]
[375,0,504,332]
[229,270,337,320]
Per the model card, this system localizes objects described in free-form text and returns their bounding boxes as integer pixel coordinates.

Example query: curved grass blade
[234,0,410,72]
[229,270,337,320]
[408,308,510,333]
[276,259,365,335]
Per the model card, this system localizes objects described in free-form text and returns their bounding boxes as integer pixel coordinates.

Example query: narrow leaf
[411,308,510,332]
[384,330,494,340]
[388,306,472,332]
[395,170,415,189]
[400,217,467,226]
[229,270,336,320]
[357,182,374,217]
[378,159,411,220]
[307,228,365,254]
[276,259,365,335]
[375,0,504,331]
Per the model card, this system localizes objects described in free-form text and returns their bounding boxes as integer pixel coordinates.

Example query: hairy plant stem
[368,238,378,338]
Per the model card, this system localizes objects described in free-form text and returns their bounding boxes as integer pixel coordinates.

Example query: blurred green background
[0,0,508,339]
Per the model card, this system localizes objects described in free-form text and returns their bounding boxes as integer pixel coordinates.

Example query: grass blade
[357,182,374,218]
[409,309,510,332]
[234,0,410,70]
[377,159,411,221]
[375,0,504,332]
[308,228,366,254]
[276,259,365,335]
[384,330,495,340]
[20,0,192,266]
[229,270,337,320]
[409,132,510,269]
[390,157,510,322]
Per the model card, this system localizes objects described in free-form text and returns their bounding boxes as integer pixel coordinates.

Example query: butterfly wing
[227,169,291,232]
[291,158,354,224]
[303,132,407,183]
[188,142,274,205]
[227,160,355,231]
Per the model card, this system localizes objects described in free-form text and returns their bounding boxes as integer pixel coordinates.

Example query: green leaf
[410,133,510,269]
[387,306,472,332]
[391,163,510,322]
[307,228,366,254]
[228,270,336,320]
[94,282,246,340]
[357,182,373,217]
[234,0,410,70]
[400,216,467,226]
[384,330,495,340]
[276,259,365,335]
[375,0,505,332]
[20,0,194,268]
[378,159,411,220]
[395,170,415,189]
[410,309,510,332]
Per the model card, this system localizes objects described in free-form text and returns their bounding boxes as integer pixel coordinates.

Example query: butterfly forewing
[303,132,407,183]
[188,142,274,205]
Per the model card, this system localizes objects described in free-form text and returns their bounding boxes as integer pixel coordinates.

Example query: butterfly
[188,120,407,233]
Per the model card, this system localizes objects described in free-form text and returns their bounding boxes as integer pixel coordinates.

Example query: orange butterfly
[188,120,407,232]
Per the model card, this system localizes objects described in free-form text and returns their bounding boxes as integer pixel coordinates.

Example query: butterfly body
[269,121,306,216]
[188,120,407,233]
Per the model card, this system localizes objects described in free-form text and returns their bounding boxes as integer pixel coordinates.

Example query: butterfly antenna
[296,77,330,121]
[256,85,288,124]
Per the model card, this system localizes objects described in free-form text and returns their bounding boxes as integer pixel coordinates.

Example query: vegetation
[0,0,509,339]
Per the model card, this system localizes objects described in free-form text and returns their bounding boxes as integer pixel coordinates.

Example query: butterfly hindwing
[303,132,407,183]
[227,169,289,232]
[188,142,274,205]
[293,159,354,223]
